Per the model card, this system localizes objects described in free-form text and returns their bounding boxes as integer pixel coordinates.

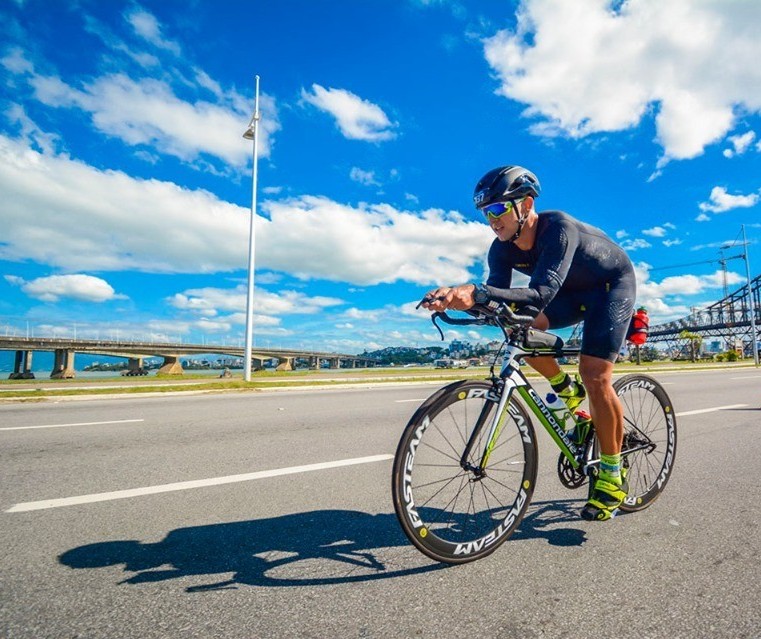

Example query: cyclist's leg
[579,355,628,520]
[579,355,622,456]
[576,283,635,520]
[525,300,587,410]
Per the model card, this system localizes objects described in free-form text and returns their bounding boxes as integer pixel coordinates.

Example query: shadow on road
[512,498,589,547]
[59,509,444,589]
[59,501,588,590]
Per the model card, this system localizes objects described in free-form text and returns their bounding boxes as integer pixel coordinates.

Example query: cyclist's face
[486,203,520,241]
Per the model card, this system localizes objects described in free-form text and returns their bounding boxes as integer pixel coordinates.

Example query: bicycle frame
[464,338,587,474]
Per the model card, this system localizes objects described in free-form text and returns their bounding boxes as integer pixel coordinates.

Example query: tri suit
[484,210,636,362]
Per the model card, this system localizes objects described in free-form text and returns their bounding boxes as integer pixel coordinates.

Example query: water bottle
[545,392,575,433]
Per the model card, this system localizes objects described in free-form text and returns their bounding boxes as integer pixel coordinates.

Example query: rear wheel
[611,374,677,512]
[392,380,538,564]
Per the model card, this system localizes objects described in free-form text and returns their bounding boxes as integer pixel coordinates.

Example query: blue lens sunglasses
[481,198,524,220]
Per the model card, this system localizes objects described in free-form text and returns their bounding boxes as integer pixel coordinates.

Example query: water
[2,368,239,379]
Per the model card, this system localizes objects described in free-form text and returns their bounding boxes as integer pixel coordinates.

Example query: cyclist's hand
[420,285,476,311]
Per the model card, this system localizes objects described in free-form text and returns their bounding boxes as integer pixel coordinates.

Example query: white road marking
[5,401,748,513]
[0,419,145,432]
[676,404,747,417]
[731,376,761,380]
[5,454,394,513]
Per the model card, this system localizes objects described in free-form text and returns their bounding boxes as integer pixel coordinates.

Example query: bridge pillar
[51,349,75,379]
[251,357,266,371]
[123,358,146,376]
[9,350,35,379]
[276,357,293,371]
[330,358,340,369]
[310,356,321,370]
[157,356,184,375]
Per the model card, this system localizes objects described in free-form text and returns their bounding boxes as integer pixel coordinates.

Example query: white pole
[742,225,759,366]
[243,76,260,382]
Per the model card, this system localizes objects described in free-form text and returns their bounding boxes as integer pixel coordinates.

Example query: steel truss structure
[566,274,761,358]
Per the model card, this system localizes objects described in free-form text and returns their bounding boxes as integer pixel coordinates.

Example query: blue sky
[1,0,760,354]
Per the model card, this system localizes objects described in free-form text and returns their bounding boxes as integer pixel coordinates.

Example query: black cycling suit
[484,210,636,362]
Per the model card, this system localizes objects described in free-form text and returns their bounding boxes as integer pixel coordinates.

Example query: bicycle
[391,301,677,564]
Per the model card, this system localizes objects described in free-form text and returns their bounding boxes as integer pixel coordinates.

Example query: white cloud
[483,0,761,164]
[615,230,629,239]
[5,48,280,166]
[125,7,181,56]
[344,308,383,321]
[632,263,745,323]
[30,72,279,165]
[699,186,759,213]
[620,238,652,251]
[642,226,666,238]
[4,274,127,303]
[260,196,492,285]
[82,14,160,69]
[0,134,491,285]
[168,285,343,316]
[662,239,682,247]
[723,131,756,158]
[1,47,34,74]
[350,167,380,186]
[301,84,397,142]
[696,213,711,222]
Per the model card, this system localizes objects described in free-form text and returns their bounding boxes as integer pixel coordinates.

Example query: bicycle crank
[557,452,587,489]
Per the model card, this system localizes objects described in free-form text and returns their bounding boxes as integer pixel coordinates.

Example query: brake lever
[431,312,445,340]
[415,295,447,310]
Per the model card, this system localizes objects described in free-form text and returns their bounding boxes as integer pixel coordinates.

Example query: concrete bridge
[0,336,378,379]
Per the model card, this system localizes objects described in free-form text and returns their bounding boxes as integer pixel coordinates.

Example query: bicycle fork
[459,376,518,479]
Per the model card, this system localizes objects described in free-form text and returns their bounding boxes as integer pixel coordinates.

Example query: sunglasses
[481,199,523,220]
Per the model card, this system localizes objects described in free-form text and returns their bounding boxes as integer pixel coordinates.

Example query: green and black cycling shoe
[581,474,629,521]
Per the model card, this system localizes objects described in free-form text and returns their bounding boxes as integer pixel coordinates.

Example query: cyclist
[422,165,637,521]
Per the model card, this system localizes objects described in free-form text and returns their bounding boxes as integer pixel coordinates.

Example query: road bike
[391,302,677,564]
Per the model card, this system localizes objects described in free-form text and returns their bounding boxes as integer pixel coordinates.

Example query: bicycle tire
[391,380,538,564]
[592,374,677,512]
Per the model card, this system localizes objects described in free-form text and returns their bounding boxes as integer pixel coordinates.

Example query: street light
[242,75,261,382]
[741,225,759,366]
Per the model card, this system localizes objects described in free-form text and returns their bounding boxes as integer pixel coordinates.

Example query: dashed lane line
[5,454,394,513]
[675,404,747,416]
[0,419,145,432]
[4,404,748,513]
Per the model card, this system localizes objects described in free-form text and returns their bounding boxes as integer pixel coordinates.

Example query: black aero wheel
[613,374,677,512]
[392,380,537,564]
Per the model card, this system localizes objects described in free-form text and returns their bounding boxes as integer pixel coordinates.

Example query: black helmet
[473,165,541,209]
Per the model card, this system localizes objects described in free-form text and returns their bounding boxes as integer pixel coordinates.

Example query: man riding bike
[422,165,637,521]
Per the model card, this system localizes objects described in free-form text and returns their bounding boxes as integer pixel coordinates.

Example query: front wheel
[612,374,677,512]
[391,380,538,564]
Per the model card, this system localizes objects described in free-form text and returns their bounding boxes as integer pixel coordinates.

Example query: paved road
[1,369,759,638]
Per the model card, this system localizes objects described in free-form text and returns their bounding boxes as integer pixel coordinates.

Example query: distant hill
[359,346,446,366]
